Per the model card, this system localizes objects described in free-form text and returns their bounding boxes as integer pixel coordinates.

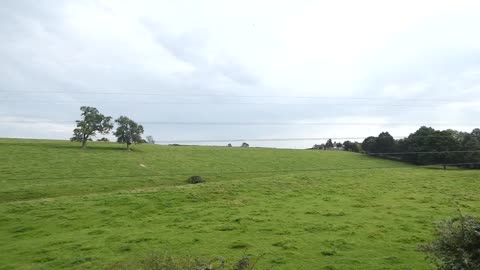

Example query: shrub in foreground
[419,214,480,270]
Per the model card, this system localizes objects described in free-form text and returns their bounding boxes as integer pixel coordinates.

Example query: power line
[4,162,480,182]
[1,100,479,108]
[0,90,477,103]
[1,120,480,126]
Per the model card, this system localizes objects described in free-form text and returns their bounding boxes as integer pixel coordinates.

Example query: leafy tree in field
[437,130,463,166]
[113,116,144,150]
[376,132,395,153]
[353,143,362,152]
[461,130,480,168]
[146,135,155,144]
[343,141,361,152]
[325,139,334,149]
[71,106,113,148]
[227,143,233,147]
[362,132,395,154]
[402,126,438,164]
[335,142,343,148]
[241,142,249,148]
[419,213,480,270]
[97,137,110,142]
[361,136,377,153]
[403,127,461,165]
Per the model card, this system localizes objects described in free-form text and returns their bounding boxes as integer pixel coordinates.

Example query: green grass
[1,138,480,269]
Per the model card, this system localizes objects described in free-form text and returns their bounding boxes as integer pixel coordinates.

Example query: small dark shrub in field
[187,176,205,184]
[419,214,480,270]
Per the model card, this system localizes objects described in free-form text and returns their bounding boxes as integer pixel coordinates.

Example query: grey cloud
[140,18,259,86]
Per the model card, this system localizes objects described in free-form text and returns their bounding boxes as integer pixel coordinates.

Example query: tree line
[361,127,480,168]
[70,106,145,150]
[312,126,480,169]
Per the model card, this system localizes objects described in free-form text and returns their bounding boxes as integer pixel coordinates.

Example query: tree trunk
[127,143,131,151]
[81,134,88,149]
[443,165,446,170]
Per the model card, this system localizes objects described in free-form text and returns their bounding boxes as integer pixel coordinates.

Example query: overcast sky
[1,0,480,148]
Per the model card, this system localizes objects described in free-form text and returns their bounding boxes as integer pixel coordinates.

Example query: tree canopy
[343,141,361,152]
[113,116,144,150]
[325,139,334,149]
[70,106,113,148]
[360,127,480,168]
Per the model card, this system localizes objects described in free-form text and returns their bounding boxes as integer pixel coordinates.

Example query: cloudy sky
[1,0,480,148]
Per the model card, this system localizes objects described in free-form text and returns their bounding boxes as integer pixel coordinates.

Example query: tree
[241,142,249,148]
[461,131,480,169]
[472,128,480,137]
[71,106,113,148]
[113,116,144,150]
[361,136,377,153]
[376,132,395,153]
[335,142,343,148]
[352,142,362,152]
[325,139,334,149]
[227,143,232,147]
[146,136,155,144]
[97,137,109,142]
[343,141,361,152]
[403,127,460,165]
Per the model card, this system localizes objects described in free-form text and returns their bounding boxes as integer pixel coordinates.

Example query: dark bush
[187,176,205,184]
[419,213,480,270]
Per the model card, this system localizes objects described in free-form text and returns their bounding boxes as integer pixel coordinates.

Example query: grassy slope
[1,139,479,269]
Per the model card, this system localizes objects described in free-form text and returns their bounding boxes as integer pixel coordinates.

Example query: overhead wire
[1,120,480,126]
[1,100,479,108]
[1,90,478,103]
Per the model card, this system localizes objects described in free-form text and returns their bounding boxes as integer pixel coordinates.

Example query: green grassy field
[1,138,480,269]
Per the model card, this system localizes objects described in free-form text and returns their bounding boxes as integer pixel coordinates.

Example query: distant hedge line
[361,127,480,168]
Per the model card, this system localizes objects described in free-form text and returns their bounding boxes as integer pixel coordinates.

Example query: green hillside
[1,139,479,269]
